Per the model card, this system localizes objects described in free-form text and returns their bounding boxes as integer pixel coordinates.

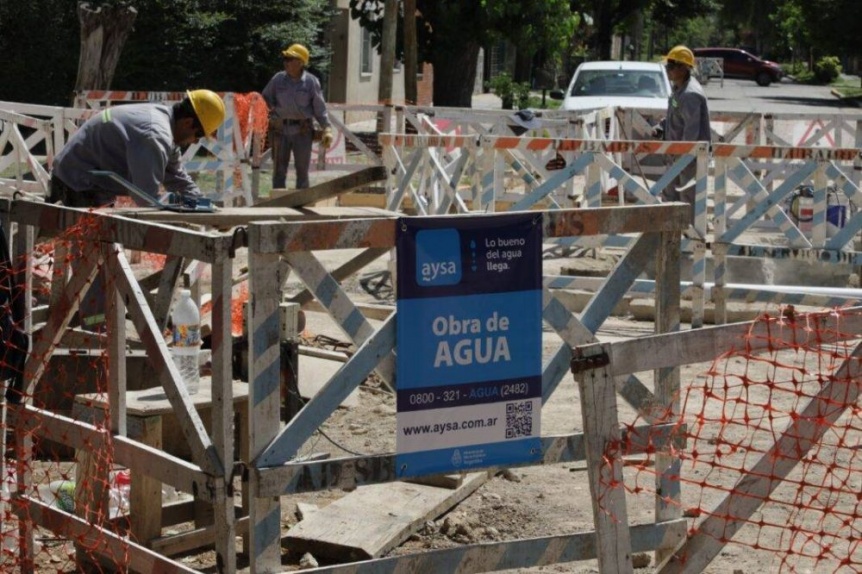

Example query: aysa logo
[416,228,462,286]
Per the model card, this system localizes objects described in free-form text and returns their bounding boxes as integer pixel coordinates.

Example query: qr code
[505,400,533,438]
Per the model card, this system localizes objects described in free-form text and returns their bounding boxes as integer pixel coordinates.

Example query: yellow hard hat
[282,43,310,66]
[663,45,695,68]
[186,89,225,137]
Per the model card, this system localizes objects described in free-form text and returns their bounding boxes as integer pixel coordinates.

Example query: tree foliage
[0,0,332,105]
[0,1,79,104]
[793,0,861,61]
[712,0,860,64]
[349,0,577,106]
[1,0,857,107]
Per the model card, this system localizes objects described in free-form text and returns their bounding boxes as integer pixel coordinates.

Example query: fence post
[654,228,682,564]
[248,233,284,572]
[571,343,634,574]
[211,259,237,573]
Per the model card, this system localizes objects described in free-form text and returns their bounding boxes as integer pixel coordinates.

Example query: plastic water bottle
[109,470,131,517]
[171,289,201,394]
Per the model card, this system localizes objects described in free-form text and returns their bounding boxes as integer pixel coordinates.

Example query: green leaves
[0,0,333,105]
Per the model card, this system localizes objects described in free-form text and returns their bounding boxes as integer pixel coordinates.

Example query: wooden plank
[105,243,128,437]
[258,313,395,468]
[10,200,234,261]
[573,343,634,574]
[654,229,682,566]
[404,474,465,489]
[301,299,394,322]
[284,472,488,561]
[13,499,198,574]
[288,246,390,307]
[111,205,393,227]
[108,246,221,475]
[150,515,250,557]
[250,217,397,254]
[247,248,284,571]
[74,381,249,417]
[281,520,687,574]
[23,243,100,393]
[606,306,862,376]
[543,204,689,237]
[256,424,677,497]
[210,259,237,573]
[130,415,163,544]
[257,165,388,208]
[27,404,211,501]
[286,251,395,390]
[298,355,360,408]
[152,255,184,331]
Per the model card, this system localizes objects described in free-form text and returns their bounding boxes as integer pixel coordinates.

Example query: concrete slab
[299,354,360,408]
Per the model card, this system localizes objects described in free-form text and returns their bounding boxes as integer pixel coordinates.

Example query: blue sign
[396,213,543,477]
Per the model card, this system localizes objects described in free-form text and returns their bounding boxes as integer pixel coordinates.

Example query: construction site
[0,89,861,574]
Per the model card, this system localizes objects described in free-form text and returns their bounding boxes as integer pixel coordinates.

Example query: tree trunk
[432,41,481,107]
[514,48,533,84]
[74,2,137,98]
[376,0,398,131]
[403,0,418,105]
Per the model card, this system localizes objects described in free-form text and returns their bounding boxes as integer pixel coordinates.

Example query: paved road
[702,76,861,115]
[474,77,862,116]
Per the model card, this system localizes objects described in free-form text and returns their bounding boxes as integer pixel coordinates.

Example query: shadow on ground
[761,95,847,108]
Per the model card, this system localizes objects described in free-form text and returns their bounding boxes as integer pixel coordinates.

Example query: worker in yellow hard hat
[47,89,225,329]
[262,43,333,189]
[652,45,711,219]
[50,89,226,207]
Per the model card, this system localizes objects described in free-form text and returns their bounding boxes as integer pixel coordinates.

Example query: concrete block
[299,355,360,408]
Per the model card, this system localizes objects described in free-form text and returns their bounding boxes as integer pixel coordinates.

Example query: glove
[321,127,333,148]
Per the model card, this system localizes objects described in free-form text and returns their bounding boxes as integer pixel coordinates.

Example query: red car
[692,47,783,86]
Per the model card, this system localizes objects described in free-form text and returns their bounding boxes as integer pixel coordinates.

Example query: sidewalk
[471,92,503,110]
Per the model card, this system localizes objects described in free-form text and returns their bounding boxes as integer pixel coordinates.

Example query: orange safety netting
[234,91,269,146]
[0,214,252,572]
[601,307,862,573]
[2,217,136,572]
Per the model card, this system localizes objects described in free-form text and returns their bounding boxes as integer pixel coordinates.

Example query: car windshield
[571,70,668,98]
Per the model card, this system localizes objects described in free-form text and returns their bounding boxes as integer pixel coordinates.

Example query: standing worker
[262,43,333,190]
[654,45,711,210]
[50,89,226,208]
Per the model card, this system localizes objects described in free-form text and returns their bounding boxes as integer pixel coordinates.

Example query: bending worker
[50,89,226,208]
[262,43,333,189]
[654,45,711,208]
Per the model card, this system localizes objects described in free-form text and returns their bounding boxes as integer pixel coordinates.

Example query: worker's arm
[125,138,199,205]
[162,146,201,198]
[310,75,330,130]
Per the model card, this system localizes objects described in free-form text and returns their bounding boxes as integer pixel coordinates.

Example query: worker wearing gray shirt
[262,43,333,189]
[50,90,225,207]
[655,45,711,210]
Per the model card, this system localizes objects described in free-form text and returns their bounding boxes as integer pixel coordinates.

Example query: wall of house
[328,1,433,125]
